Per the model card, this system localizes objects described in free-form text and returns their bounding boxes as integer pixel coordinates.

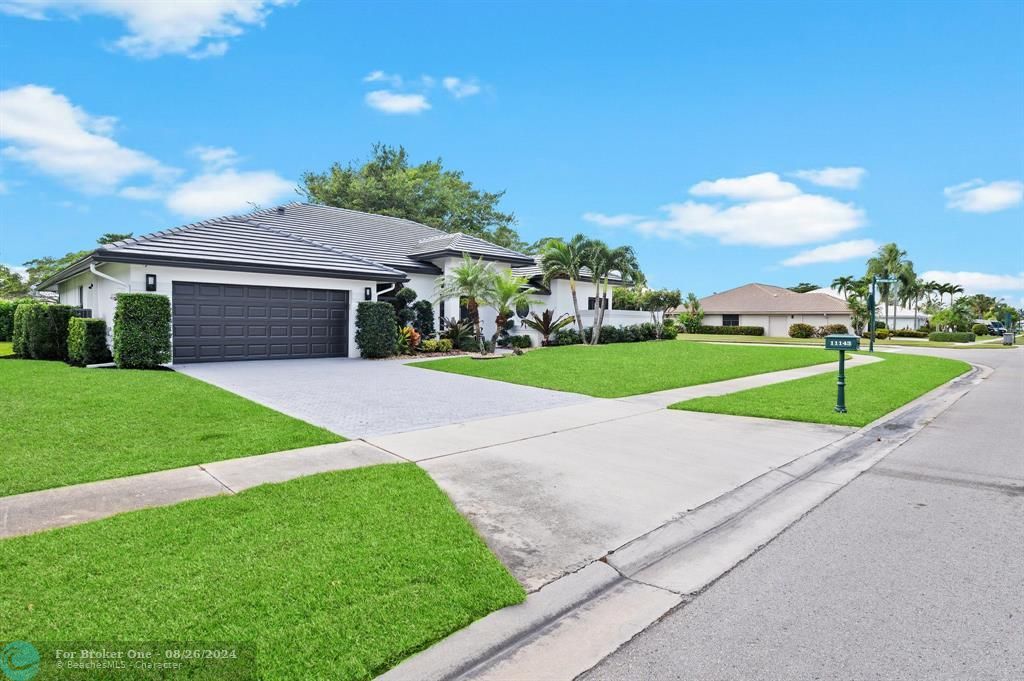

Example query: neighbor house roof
[40,203,535,289]
[700,283,850,314]
[511,257,626,285]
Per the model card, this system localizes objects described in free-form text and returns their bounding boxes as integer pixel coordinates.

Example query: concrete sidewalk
[0,441,399,538]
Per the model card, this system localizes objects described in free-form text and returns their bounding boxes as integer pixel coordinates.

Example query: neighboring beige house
[700,283,852,336]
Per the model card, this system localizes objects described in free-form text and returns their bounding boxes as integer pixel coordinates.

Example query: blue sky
[1,0,1022,302]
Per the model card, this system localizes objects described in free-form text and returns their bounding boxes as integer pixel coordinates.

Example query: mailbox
[824,334,860,351]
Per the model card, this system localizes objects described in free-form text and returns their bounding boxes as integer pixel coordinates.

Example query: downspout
[377,282,398,298]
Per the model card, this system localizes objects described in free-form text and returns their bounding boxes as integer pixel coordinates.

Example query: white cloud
[781,239,879,267]
[364,90,431,115]
[627,176,866,247]
[363,70,403,88]
[0,84,176,193]
[166,169,293,217]
[920,270,1024,292]
[0,180,8,194]
[0,0,295,58]
[190,145,239,171]
[582,212,645,227]
[442,76,481,99]
[3,263,29,278]
[944,179,1023,213]
[689,172,800,201]
[790,166,866,189]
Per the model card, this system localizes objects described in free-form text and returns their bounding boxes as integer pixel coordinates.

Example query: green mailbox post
[824,334,860,413]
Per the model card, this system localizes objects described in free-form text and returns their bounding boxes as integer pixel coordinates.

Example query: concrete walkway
[0,442,399,538]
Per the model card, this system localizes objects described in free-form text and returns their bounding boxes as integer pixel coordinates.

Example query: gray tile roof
[511,257,625,284]
[41,202,536,288]
[92,214,407,281]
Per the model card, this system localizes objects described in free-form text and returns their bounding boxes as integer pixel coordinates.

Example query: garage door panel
[172,281,348,363]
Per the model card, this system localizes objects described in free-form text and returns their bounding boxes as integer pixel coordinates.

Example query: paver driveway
[175,357,593,438]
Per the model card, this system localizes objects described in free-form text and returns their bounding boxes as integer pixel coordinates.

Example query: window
[588,296,609,311]
[78,286,84,308]
[723,314,740,327]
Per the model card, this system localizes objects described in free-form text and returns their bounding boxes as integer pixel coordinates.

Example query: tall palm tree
[539,235,590,339]
[831,275,856,300]
[866,242,908,330]
[435,254,496,353]
[482,270,541,350]
[596,245,641,342]
[582,239,611,344]
[948,283,964,306]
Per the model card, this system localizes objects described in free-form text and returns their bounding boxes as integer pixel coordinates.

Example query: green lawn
[671,352,970,426]
[0,359,342,497]
[677,333,1015,349]
[412,341,839,398]
[0,464,525,681]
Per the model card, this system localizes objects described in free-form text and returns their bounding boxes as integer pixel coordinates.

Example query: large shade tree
[301,144,526,251]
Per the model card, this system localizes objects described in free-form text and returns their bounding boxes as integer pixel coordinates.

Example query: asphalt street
[583,347,1024,681]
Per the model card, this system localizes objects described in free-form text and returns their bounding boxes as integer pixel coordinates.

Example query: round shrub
[355,301,397,358]
[508,334,532,348]
[789,323,816,339]
[113,293,171,369]
[67,318,111,366]
[875,328,890,339]
[420,338,453,353]
[411,299,435,337]
[820,323,849,336]
[971,323,988,336]
[874,321,887,330]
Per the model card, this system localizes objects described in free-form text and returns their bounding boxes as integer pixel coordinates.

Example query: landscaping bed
[410,341,838,398]
[0,464,525,680]
[0,359,342,497]
[671,353,970,426]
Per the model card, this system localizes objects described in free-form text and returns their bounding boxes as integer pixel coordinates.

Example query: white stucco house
[40,203,629,363]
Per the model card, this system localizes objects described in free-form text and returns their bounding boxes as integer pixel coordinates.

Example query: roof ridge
[244,217,405,276]
[295,202,450,238]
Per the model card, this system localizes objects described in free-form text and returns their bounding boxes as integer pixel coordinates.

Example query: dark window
[588,296,609,311]
[78,286,84,308]
[723,314,740,326]
[439,301,446,329]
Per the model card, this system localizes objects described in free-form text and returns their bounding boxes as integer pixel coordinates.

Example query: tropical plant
[830,275,856,300]
[435,255,497,353]
[539,235,591,338]
[677,292,704,333]
[396,325,421,354]
[523,309,574,345]
[481,270,541,352]
[440,317,476,351]
[866,242,914,330]
[845,291,870,335]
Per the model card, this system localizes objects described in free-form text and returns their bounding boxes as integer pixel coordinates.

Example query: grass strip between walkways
[0,464,525,681]
[671,352,970,427]
[412,341,838,398]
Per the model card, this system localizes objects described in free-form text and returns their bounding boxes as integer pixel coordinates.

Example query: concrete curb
[378,363,988,681]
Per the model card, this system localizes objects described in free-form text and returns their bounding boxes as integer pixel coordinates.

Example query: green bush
[928,331,976,343]
[355,301,397,358]
[0,298,33,341]
[420,338,453,353]
[875,328,890,339]
[971,323,989,336]
[67,318,111,366]
[113,293,171,369]
[661,318,679,339]
[507,334,533,348]
[12,304,30,355]
[411,299,435,337]
[695,325,765,336]
[891,328,928,338]
[552,328,582,346]
[789,323,816,339]
[819,323,849,336]
[874,321,887,330]
[22,304,77,360]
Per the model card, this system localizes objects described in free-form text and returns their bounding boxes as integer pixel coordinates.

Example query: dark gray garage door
[172,281,349,363]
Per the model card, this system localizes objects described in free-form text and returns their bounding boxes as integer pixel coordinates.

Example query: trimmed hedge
[12,304,30,355]
[355,301,397,358]
[928,331,976,343]
[0,298,34,342]
[67,317,111,366]
[789,323,816,339]
[21,303,77,360]
[820,323,849,336]
[550,323,674,346]
[890,328,928,338]
[694,325,765,336]
[113,293,171,369]
[971,323,989,336]
[507,334,533,348]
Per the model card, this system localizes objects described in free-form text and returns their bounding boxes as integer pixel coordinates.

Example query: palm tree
[831,275,856,300]
[866,242,909,330]
[948,283,964,306]
[582,239,611,345]
[435,254,496,353]
[482,271,541,350]
[539,235,590,339]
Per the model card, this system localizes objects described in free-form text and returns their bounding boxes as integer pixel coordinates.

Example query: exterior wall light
[145,274,157,292]
[364,287,373,301]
